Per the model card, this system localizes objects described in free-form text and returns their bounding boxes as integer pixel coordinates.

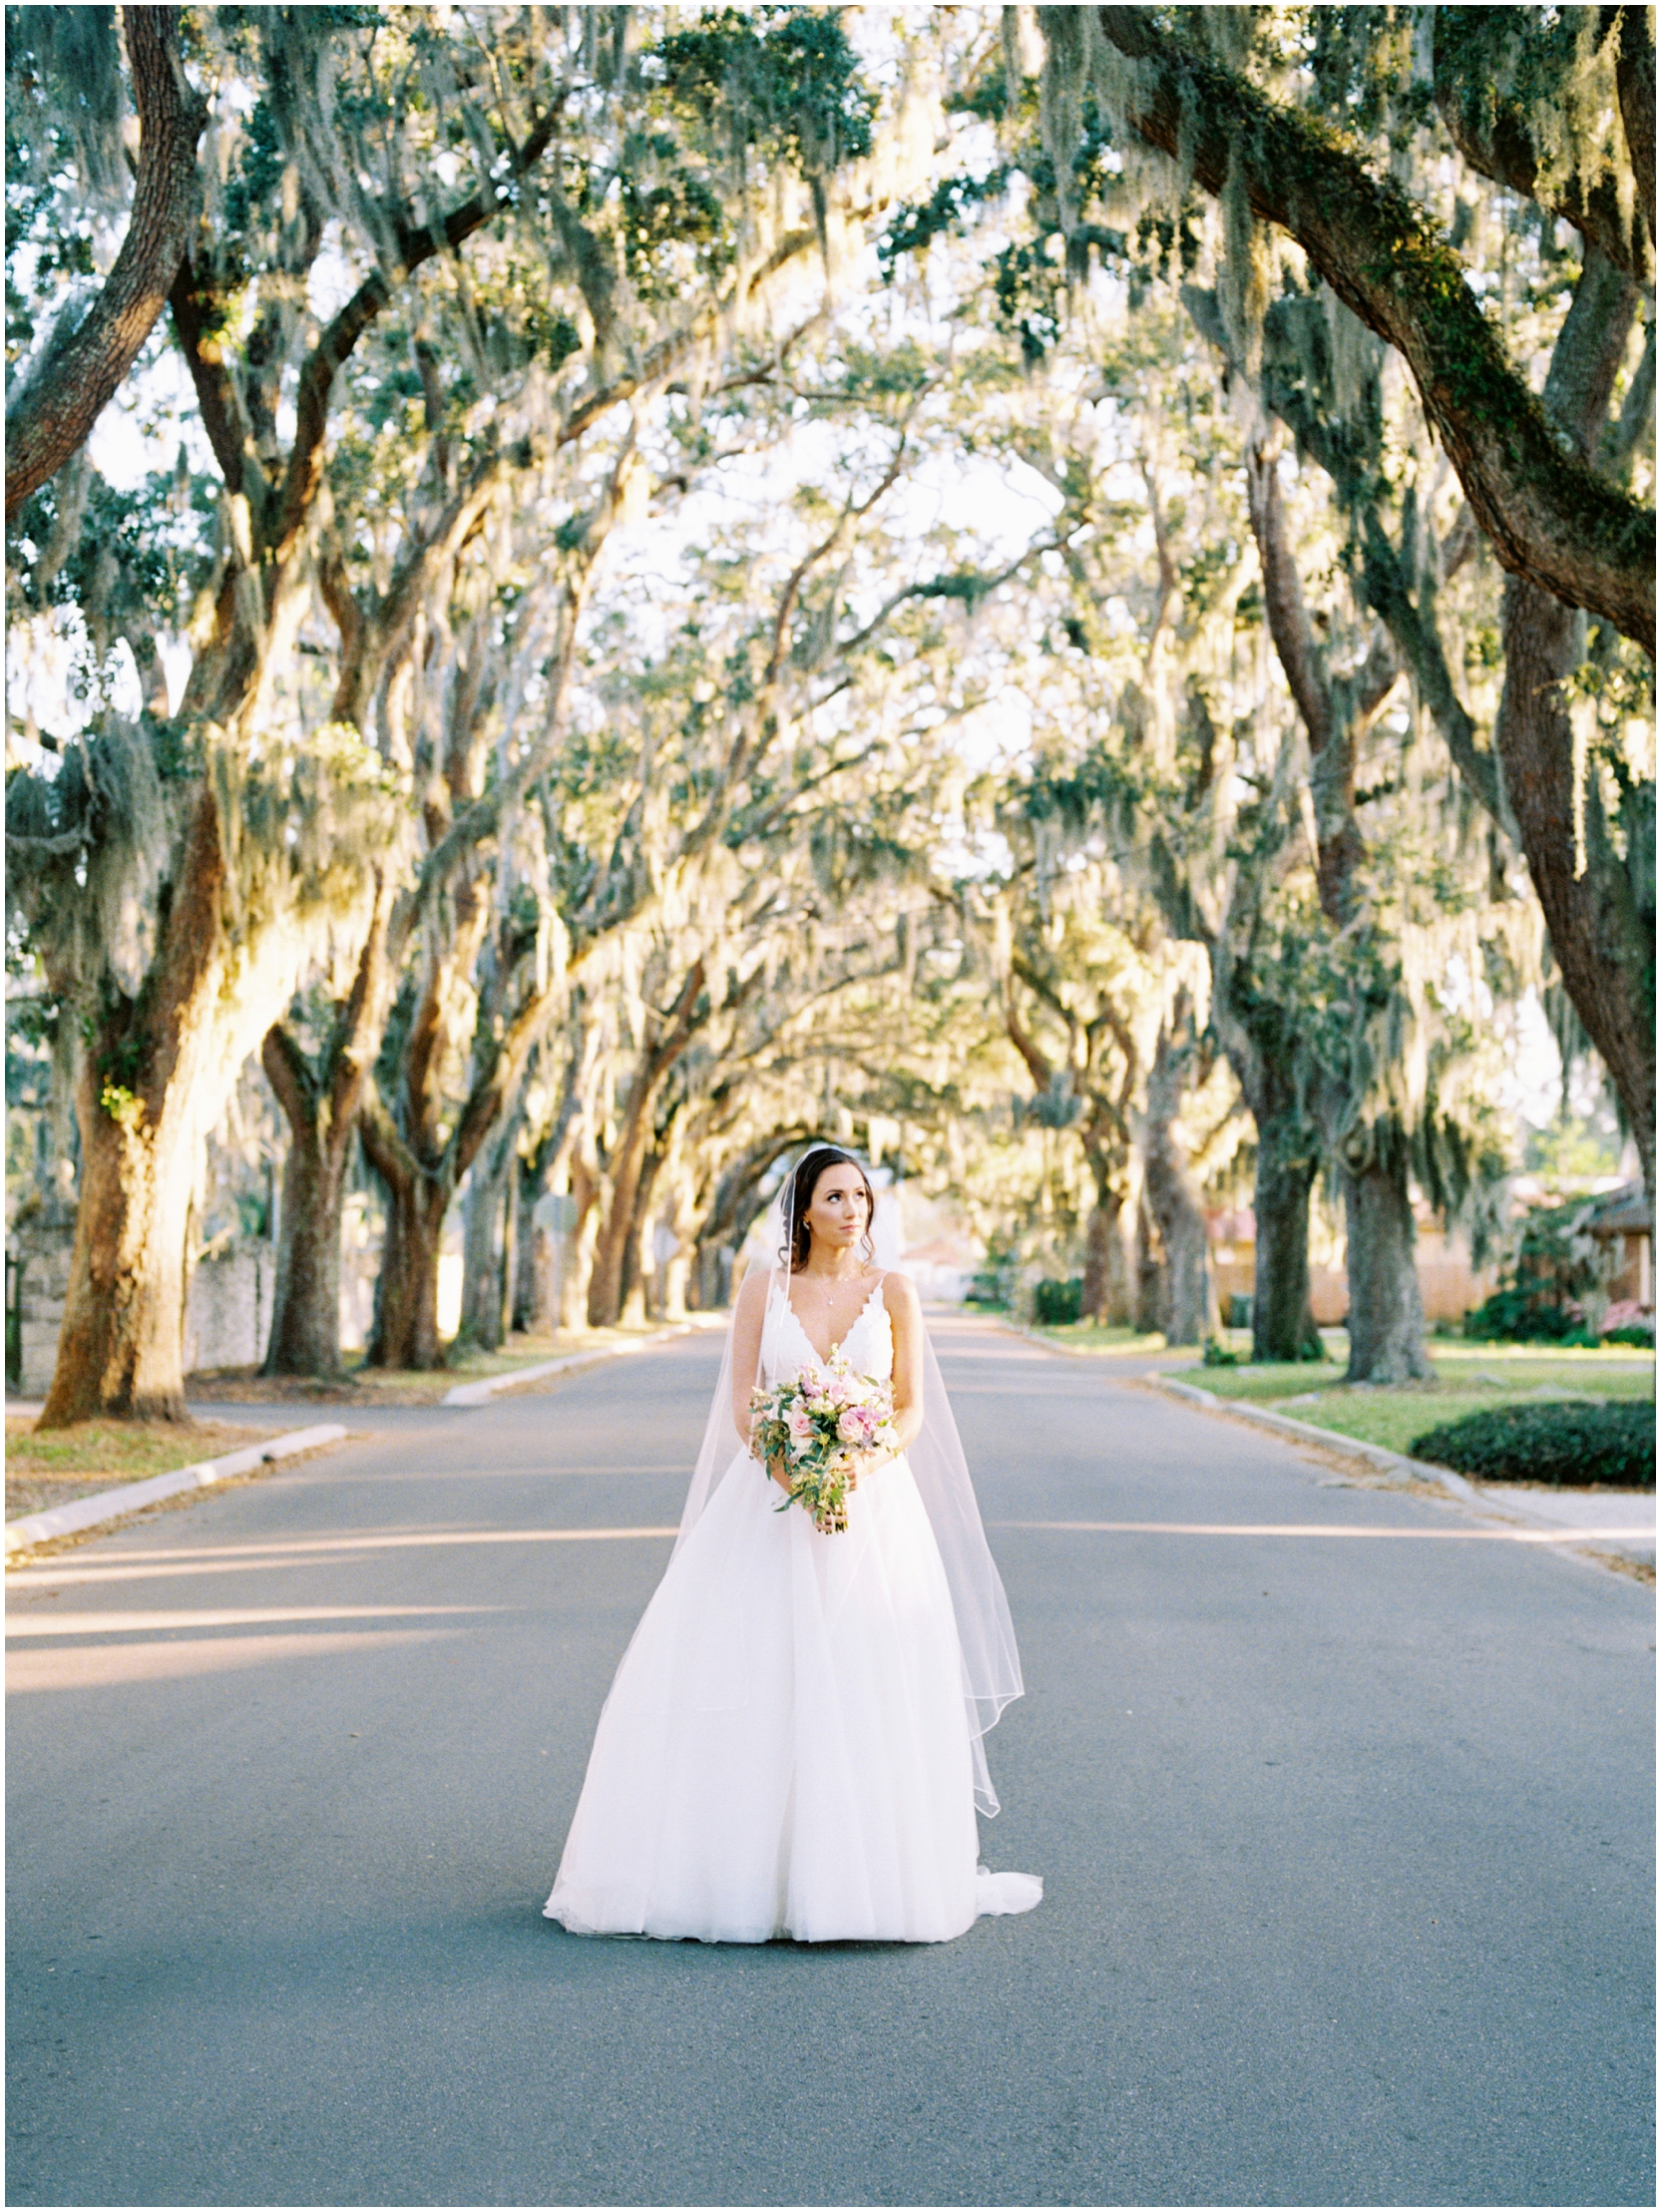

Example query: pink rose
[837,1409,872,1445]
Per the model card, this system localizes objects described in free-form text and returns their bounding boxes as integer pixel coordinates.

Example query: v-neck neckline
[781,1273,884,1367]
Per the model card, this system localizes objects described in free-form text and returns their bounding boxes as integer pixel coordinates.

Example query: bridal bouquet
[748,1357,900,1535]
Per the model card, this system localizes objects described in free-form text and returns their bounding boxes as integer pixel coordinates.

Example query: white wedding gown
[544,1276,1041,1944]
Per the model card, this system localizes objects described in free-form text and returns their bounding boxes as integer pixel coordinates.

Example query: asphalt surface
[6,1316,1654,2207]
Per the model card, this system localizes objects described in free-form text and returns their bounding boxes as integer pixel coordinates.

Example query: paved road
[7,1318,1653,2207]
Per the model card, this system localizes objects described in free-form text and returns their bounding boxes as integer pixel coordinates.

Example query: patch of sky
[308,220,370,323]
[1489,984,1572,1130]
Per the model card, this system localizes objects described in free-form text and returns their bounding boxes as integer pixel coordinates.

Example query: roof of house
[1582,1182,1654,1237]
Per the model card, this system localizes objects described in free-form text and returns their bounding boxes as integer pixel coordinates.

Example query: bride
[544,1144,1041,1944]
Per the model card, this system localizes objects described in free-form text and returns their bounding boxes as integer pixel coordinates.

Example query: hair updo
[779,1144,877,1272]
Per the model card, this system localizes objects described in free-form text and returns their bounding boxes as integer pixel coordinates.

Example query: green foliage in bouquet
[749,1355,900,1536]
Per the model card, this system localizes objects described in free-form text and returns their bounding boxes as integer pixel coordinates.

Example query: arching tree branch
[6,8,208,518]
[1074,7,1655,654]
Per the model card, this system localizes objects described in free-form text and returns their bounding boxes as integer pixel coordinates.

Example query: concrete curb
[1151,1375,1477,1499]
[3,1423,348,1555]
[1148,1376,1655,1551]
[440,1318,723,1406]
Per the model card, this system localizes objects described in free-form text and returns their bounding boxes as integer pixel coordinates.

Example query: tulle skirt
[544,1447,1041,1944]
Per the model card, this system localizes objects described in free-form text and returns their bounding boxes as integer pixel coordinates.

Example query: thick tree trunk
[1616,6,1656,249]
[1141,1023,1218,1347]
[38,782,304,1427]
[514,1151,552,1333]
[366,1166,450,1371]
[1491,245,1652,1195]
[261,1108,347,1377]
[1153,1194,1214,1347]
[1133,1190,1166,1336]
[587,1138,648,1330]
[586,962,705,1328]
[1340,1124,1434,1383]
[1251,1122,1324,1363]
[562,1165,600,1333]
[40,1049,199,1424]
[1496,578,1656,1199]
[658,1218,690,1321]
[500,1141,521,1340]
[460,1131,515,1351]
[260,886,392,1376]
[619,1146,669,1326]
[6,9,208,518]
[1080,1188,1133,1325]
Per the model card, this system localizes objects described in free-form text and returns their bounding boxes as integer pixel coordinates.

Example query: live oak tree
[7,9,595,1420]
[7,5,924,1400]
[1031,3,1656,1200]
[878,6,1645,1370]
[965,842,1151,1330]
[264,419,633,1375]
[248,4,939,1369]
[7,9,1648,1402]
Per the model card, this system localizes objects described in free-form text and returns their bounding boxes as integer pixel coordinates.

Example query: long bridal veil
[673,1179,1025,1816]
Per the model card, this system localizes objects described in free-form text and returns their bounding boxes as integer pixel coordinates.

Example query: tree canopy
[6,5,1653,1417]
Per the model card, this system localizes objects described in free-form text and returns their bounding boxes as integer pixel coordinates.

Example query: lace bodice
[762,1271,893,1386]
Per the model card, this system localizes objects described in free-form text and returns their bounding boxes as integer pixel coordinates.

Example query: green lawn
[1172,1338,1656,1459]
[5,1416,284,1522]
[1027,1322,1169,1355]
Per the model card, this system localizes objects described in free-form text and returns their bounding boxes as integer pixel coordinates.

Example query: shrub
[1032,1277,1083,1326]
[1601,1301,1654,1345]
[1463,1285,1582,1342]
[1463,1195,1608,1341]
[1201,1337,1238,1367]
[1411,1401,1655,1489]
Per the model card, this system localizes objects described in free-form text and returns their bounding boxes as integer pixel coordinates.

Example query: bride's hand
[847,1447,889,1490]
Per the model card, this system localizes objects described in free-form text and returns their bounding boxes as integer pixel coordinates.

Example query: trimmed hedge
[1033,1277,1083,1325]
[1411,1401,1655,1490]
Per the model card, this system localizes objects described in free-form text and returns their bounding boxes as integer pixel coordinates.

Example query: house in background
[1580,1182,1654,1315]
[1207,1173,1655,1333]
[1206,1200,1502,1328]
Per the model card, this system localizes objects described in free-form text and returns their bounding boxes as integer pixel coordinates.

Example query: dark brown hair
[780,1145,877,1272]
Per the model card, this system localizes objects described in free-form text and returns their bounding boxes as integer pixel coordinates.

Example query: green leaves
[620,166,732,298]
[649,6,878,175]
[878,168,1012,283]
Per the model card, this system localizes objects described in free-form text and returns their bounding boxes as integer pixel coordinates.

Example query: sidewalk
[1464,1481,1657,1561]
